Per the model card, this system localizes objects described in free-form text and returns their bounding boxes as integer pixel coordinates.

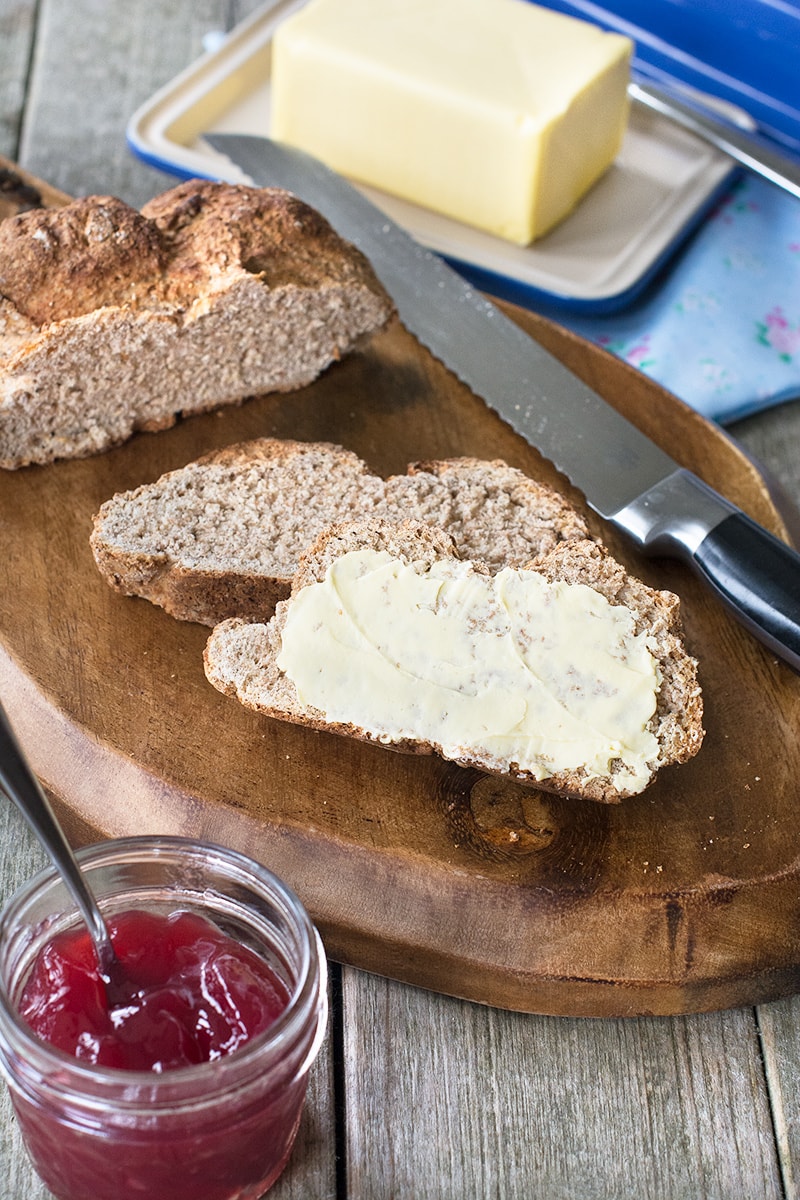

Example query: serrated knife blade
[205,132,800,672]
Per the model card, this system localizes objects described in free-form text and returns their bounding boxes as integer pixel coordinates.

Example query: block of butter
[271,0,632,245]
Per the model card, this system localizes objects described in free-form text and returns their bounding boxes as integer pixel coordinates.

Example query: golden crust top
[0,180,390,325]
[0,195,166,324]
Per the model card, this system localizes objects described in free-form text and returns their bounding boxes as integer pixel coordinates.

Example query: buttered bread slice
[204,520,704,803]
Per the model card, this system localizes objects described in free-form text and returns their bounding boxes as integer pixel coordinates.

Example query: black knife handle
[692,512,800,672]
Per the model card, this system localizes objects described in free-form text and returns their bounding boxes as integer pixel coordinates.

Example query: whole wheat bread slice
[0,181,393,468]
[203,518,704,803]
[90,438,590,624]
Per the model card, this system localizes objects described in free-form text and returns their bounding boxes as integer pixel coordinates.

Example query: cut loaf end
[0,182,393,469]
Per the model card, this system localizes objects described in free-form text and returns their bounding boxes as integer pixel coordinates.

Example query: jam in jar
[0,837,327,1200]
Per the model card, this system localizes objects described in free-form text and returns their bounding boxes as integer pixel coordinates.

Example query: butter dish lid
[539,0,800,153]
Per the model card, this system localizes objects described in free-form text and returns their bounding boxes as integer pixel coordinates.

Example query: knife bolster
[608,468,738,557]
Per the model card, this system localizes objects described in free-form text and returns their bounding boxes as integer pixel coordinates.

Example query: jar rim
[0,835,327,1094]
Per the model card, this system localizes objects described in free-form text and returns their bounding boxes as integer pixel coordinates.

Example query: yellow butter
[271,0,632,245]
[276,550,661,791]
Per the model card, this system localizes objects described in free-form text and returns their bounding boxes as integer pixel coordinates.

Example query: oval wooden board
[2,170,799,1017]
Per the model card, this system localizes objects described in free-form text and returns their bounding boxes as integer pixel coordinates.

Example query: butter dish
[126,0,736,312]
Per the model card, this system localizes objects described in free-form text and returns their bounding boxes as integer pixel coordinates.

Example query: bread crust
[204,518,704,803]
[0,195,166,325]
[0,182,393,468]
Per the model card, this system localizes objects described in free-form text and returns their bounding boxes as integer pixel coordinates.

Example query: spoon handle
[0,702,116,976]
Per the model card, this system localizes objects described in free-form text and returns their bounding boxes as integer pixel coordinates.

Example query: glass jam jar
[0,836,328,1200]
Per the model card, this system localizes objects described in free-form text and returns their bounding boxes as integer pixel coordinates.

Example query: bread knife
[205,133,800,673]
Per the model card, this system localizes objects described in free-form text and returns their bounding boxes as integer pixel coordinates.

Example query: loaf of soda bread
[90,438,590,625]
[203,518,704,803]
[0,181,393,468]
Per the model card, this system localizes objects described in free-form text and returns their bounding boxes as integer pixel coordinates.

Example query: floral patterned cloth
[538,174,800,425]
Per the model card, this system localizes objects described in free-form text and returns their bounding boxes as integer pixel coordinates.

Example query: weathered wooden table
[1,3,800,1197]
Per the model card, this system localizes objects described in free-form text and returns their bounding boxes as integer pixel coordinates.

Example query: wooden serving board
[2,162,799,1017]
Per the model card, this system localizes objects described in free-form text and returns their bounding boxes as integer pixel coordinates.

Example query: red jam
[18,908,290,1071]
[9,908,309,1200]
[0,839,326,1200]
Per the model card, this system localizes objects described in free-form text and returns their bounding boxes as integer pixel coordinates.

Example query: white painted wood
[17,0,264,206]
[0,0,36,160]
[757,995,800,1199]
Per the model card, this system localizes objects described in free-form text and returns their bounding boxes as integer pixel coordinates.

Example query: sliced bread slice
[203,518,704,803]
[90,438,589,625]
[385,456,589,571]
[0,181,393,468]
[90,439,386,623]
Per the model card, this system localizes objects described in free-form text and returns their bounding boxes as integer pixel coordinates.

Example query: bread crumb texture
[0,182,393,468]
[91,439,591,625]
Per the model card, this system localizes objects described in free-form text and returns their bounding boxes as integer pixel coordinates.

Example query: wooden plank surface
[2,1,800,1197]
[342,971,783,1200]
[0,0,36,162]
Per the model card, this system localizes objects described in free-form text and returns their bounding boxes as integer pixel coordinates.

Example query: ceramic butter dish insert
[270,0,632,244]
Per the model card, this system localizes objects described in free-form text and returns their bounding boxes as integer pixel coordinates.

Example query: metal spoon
[0,700,118,984]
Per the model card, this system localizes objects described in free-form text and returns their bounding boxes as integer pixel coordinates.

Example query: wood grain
[342,971,783,1200]
[0,0,35,162]
[1,180,798,1014]
[757,997,800,1198]
[3,3,800,1196]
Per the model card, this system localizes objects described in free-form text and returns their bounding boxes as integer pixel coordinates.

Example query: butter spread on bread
[277,548,661,792]
[0,182,393,468]
[204,519,704,803]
